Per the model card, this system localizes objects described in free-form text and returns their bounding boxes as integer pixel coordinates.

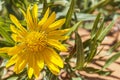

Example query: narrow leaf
[103,52,120,70]
[106,41,120,55]
[91,13,101,38]
[75,32,84,69]
[98,20,114,42]
[0,53,9,59]
[42,0,48,15]
[63,0,75,28]
[0,27,14,44]
[93,18,104,43]
[0,40,13,47]
[86,18,104,63]
[66,21,82,36]
[85,67,111,76]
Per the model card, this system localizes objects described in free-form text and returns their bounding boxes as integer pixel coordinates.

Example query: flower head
[0,4,69,78]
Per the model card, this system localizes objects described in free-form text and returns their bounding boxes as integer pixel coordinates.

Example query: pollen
[24,31,47,52]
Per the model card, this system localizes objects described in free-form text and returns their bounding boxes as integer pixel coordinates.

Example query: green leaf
[83,39,90,49]
[84,67,111,76]
[86,18,114,65]
[0,26,14,44]
[103,52,120,70]
[86,40,97,64]
[0,40,13,47]
[66,21,82,36]
[63,0,75,28]
[0,53,9,59]
[93,19,104,42]
[42,0,48,15]
[106,41,120,55]
[75,32,84,69]
[98,20,114,42]
[85,19,104,63]
[87,17,114,63]
[91,13,101,38]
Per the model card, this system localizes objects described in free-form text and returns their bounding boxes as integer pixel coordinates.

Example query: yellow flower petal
[43,47,64,68]
[48,39,67,51]
[46,62,60,75]
[6,54,18,68]
[26,53,43,78]
[35,53,44,70]
[14,52,27,73]
[27,53,34,78]
[11,34,22,42]
[17,60,27,73]
[47,19,66,32]
[27,53,38,77]
[33,62,40,78]
[38,8,49,28]
[41,12,56,31]
[43,49,60,75]
[28,67,34,78]
[48,35,69,40]
[27,53,33,67]
[8,44,25,55]
[10,14,27,34]
[31,54,39,78]
[26,6,34,30]
[0,47,9,53]
[32,4,38,24]
[14,59,23,73]
[48,29,69,35]
[10,25,27,38]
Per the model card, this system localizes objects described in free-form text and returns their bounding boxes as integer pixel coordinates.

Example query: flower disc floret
[24,31,47,52]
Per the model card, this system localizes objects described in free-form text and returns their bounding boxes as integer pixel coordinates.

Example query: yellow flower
[0,4,69,78]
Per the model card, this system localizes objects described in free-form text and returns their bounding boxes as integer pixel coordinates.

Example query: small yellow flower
[0,4,69,78]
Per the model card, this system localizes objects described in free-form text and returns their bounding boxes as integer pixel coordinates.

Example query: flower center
[24,31,47,53]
